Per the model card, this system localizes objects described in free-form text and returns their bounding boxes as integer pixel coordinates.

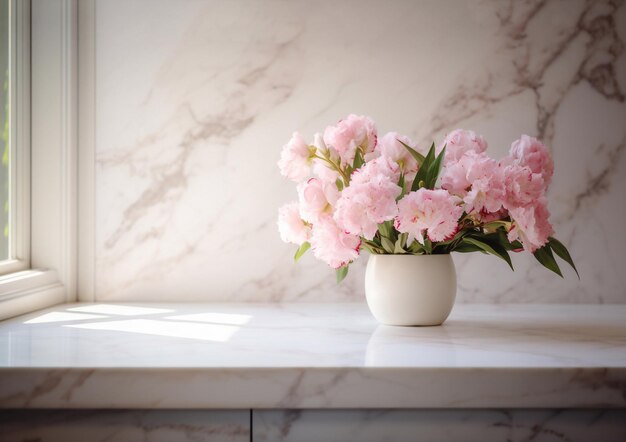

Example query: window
[0,0,31,281]
[0,0,9,262]
[0,0,79,320]
[0,0,28,275]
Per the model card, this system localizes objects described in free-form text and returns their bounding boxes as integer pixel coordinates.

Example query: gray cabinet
[4,408,625,441]
[253,409,626,442]
[0,410,250,442]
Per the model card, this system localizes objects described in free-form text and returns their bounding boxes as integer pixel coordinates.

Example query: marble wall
[95,0,626,302]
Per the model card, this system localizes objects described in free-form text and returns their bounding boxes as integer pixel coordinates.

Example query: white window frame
[0,0,79,321]
[77,0,95,302]
[0,0,30,275]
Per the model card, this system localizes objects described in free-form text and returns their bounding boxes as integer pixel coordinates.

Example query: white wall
[93,0,626,302]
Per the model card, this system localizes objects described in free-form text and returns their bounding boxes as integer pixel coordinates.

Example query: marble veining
[94,0,626,303]
[96,0,626,303]
[1,303,625,408]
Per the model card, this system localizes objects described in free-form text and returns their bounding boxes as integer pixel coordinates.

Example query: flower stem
[313,154,350,184]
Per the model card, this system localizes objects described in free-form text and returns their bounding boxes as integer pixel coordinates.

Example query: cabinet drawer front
[254,409,626,442]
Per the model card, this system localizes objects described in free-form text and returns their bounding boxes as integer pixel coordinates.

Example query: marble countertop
[1,303,625,409]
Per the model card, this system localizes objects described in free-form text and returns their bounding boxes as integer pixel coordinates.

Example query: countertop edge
[2,366,625,409]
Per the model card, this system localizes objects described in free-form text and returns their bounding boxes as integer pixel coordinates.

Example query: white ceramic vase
[365,254,457,326]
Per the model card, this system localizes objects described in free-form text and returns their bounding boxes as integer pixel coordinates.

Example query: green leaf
[353,149,365,170]
[424,145,446,189]
[380,236,395,254]
[377,222,390,238]
[494,229,523,251]
[477,230,520,255]
[453,243,485,253]
[533,245,563,277]
[399,232,408,248]
[335,178,344,191]
[423,238,432,254]
[396,173,407,201]
[410,163,427,191]
[397,139,425,165]
[410,176,422,192]
[410,170,427,191]
[294,241,311,262]
[336,265,349,283]
[362,239,385,254]
[478,231,506,247]
[424,142,436,164]
[386,220,397,241]
[393,237,407,254]
[397,173,404,188]
[482,220,511,231]
[491,231,524,257]
[463,237,513,270]
[377,220,397,242]
[434,229,470,253]
[548,237,579,279]
[407,240,424,254]
[492,230,515,251]
[360,243,376,254]
[437,229,469,247]
[411,142,437,191]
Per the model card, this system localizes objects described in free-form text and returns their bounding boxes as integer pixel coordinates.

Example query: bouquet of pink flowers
[277,114,577,282]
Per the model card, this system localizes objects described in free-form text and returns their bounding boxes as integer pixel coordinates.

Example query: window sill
[0,270,65,321]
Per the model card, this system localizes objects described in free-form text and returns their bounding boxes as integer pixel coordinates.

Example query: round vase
[364,254,457,326]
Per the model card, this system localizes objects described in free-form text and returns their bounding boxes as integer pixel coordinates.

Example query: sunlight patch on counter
[165,312,252,325]
[68,305,175,316]
[65,319,239,342]
[24,312,107,324]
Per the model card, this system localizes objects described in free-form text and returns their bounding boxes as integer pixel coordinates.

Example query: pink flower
[313,159,340,184]
[502,163,546,209]
[297,178,340,224]
[323,114,377,167]
[312,160,340,184]
[463,156,505,214]
[441,129,487,165]
[309,215,361,268]
[375,132,420,175]
[351,156,401,185]
[277,202,311,245]
[440,155,472,196]
[395,189,463,245]
[480,209,510,224]
[441,151,505,215]
[507,198,554,253]
[311,133,341,184]
[278,132,312,182]
[509,135,554,187]
[463,176,505,215]
[334,172,402,240]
